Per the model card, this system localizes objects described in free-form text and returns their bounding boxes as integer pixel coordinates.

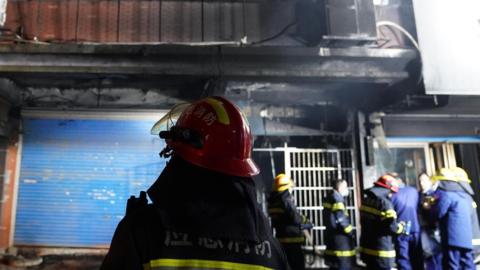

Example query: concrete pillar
[0,97,11,137]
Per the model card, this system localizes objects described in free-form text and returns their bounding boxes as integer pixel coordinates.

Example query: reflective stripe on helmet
[205,98,230,125]
[143,258,273,270]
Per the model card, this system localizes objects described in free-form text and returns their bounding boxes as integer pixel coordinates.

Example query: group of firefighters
[99,96,480,270]
[268,169,480,270]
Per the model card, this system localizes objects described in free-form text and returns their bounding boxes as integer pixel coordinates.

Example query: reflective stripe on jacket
[143,258,274,270]
[322,190,355,269]
[100,157,290,270]
[360,187,401,268]
[268,190,304,240]
[101,204,289,270]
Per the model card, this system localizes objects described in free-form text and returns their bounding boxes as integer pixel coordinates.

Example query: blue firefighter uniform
[434,182,475,270]
[322,190,355,270]
[437,170,480,257]
[360,186,404,270]
[392,185,423,270]
[468,196,480,259]
[419,189,442,270]
[268,189,306,270]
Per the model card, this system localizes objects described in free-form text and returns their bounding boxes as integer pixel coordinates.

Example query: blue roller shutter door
[15,118,165,247]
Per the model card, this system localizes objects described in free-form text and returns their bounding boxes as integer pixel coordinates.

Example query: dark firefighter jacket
[435,181,473,250]
[322,190,355,268]
[268,190,305,244]
[419,190,442,258]
[392,185,420,233]
[360,186,403,268]
[100,156,290,270]
[419,189,439,232]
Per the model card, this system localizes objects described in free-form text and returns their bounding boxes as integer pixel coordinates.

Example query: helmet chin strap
[159,146,174,158]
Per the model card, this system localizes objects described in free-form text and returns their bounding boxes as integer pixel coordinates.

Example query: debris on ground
[0,255,103,270]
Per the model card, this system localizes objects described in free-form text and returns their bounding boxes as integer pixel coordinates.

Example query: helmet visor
[150,103,191,135]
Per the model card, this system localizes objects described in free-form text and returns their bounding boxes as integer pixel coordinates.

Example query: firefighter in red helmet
[359,174,407,270]
[101,96,290,270]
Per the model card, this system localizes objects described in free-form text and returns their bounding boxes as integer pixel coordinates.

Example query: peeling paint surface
[15,118,166,247]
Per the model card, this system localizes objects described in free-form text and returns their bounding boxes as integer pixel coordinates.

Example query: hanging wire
[250,20,297,45]
[376,21,420,50]
[376,20,423,85]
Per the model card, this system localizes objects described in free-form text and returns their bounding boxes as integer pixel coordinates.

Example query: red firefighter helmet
[151,96,260,177]
[374,174,399,192]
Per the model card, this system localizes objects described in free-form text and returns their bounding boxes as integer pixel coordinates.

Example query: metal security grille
[254,145,359,263]
[284,148,359,252]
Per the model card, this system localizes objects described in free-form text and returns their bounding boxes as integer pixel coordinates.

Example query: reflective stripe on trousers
[143,258,273,270]
[359,247,396,258]
[277,236,305,243]
[472,238,480,246]
[325,249,356,257]
[267,208,284,214]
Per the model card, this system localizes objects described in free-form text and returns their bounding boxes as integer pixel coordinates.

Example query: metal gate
[285,148,359,250]
[254,146,359,263]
